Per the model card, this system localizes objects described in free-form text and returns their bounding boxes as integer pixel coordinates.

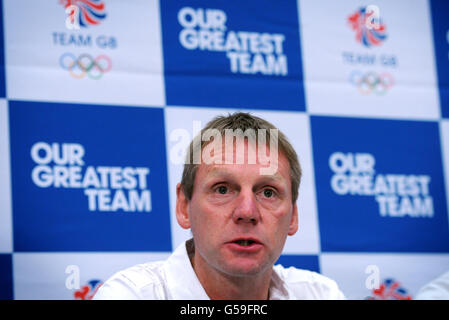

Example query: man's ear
[288,203,299,236]
[176,183,191,229]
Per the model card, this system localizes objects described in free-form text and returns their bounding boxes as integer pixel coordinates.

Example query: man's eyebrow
[204,168,234,180]
[255,174,287,187]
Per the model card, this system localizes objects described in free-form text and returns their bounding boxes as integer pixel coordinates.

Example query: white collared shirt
[415,271,449,300]
[93,240,345,300]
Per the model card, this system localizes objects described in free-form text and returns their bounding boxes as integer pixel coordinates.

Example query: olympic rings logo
[59,53,112,80]
[349,71,394,95]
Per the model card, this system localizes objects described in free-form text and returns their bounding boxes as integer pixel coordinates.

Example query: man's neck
[187,241,272,300]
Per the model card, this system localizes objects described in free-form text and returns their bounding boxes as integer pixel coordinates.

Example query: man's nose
[232,189,260,225]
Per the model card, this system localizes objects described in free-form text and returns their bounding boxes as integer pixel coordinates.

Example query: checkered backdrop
[1,0,449,300]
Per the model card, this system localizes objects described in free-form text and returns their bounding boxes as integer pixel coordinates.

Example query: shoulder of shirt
[273,264,346,300]
[93,261,166,300]
[415,270,449,300]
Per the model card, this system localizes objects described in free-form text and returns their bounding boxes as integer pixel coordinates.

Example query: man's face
[177,140,298,277]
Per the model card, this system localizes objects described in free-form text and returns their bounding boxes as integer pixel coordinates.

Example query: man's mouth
[226,238,263,252]
[234,239,257,246]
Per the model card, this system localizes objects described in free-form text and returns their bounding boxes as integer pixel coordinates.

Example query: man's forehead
[198,151,290,182]
[195,131,285,177]
[204,165,284,180]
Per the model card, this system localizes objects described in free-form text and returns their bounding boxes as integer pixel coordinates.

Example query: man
[94,112,345,300]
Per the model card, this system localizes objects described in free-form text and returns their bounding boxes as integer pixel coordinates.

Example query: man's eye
[263,188,274,198]
[216,186,228,194]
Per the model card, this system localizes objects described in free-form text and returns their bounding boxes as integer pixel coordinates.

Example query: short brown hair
[180,112,302,203]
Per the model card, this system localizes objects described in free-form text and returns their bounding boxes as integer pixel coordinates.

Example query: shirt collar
[163,239,210,300]
[163,239,290,300]
[269,266,291,300]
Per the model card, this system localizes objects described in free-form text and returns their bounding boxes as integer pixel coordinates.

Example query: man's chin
[219,259,270,278]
